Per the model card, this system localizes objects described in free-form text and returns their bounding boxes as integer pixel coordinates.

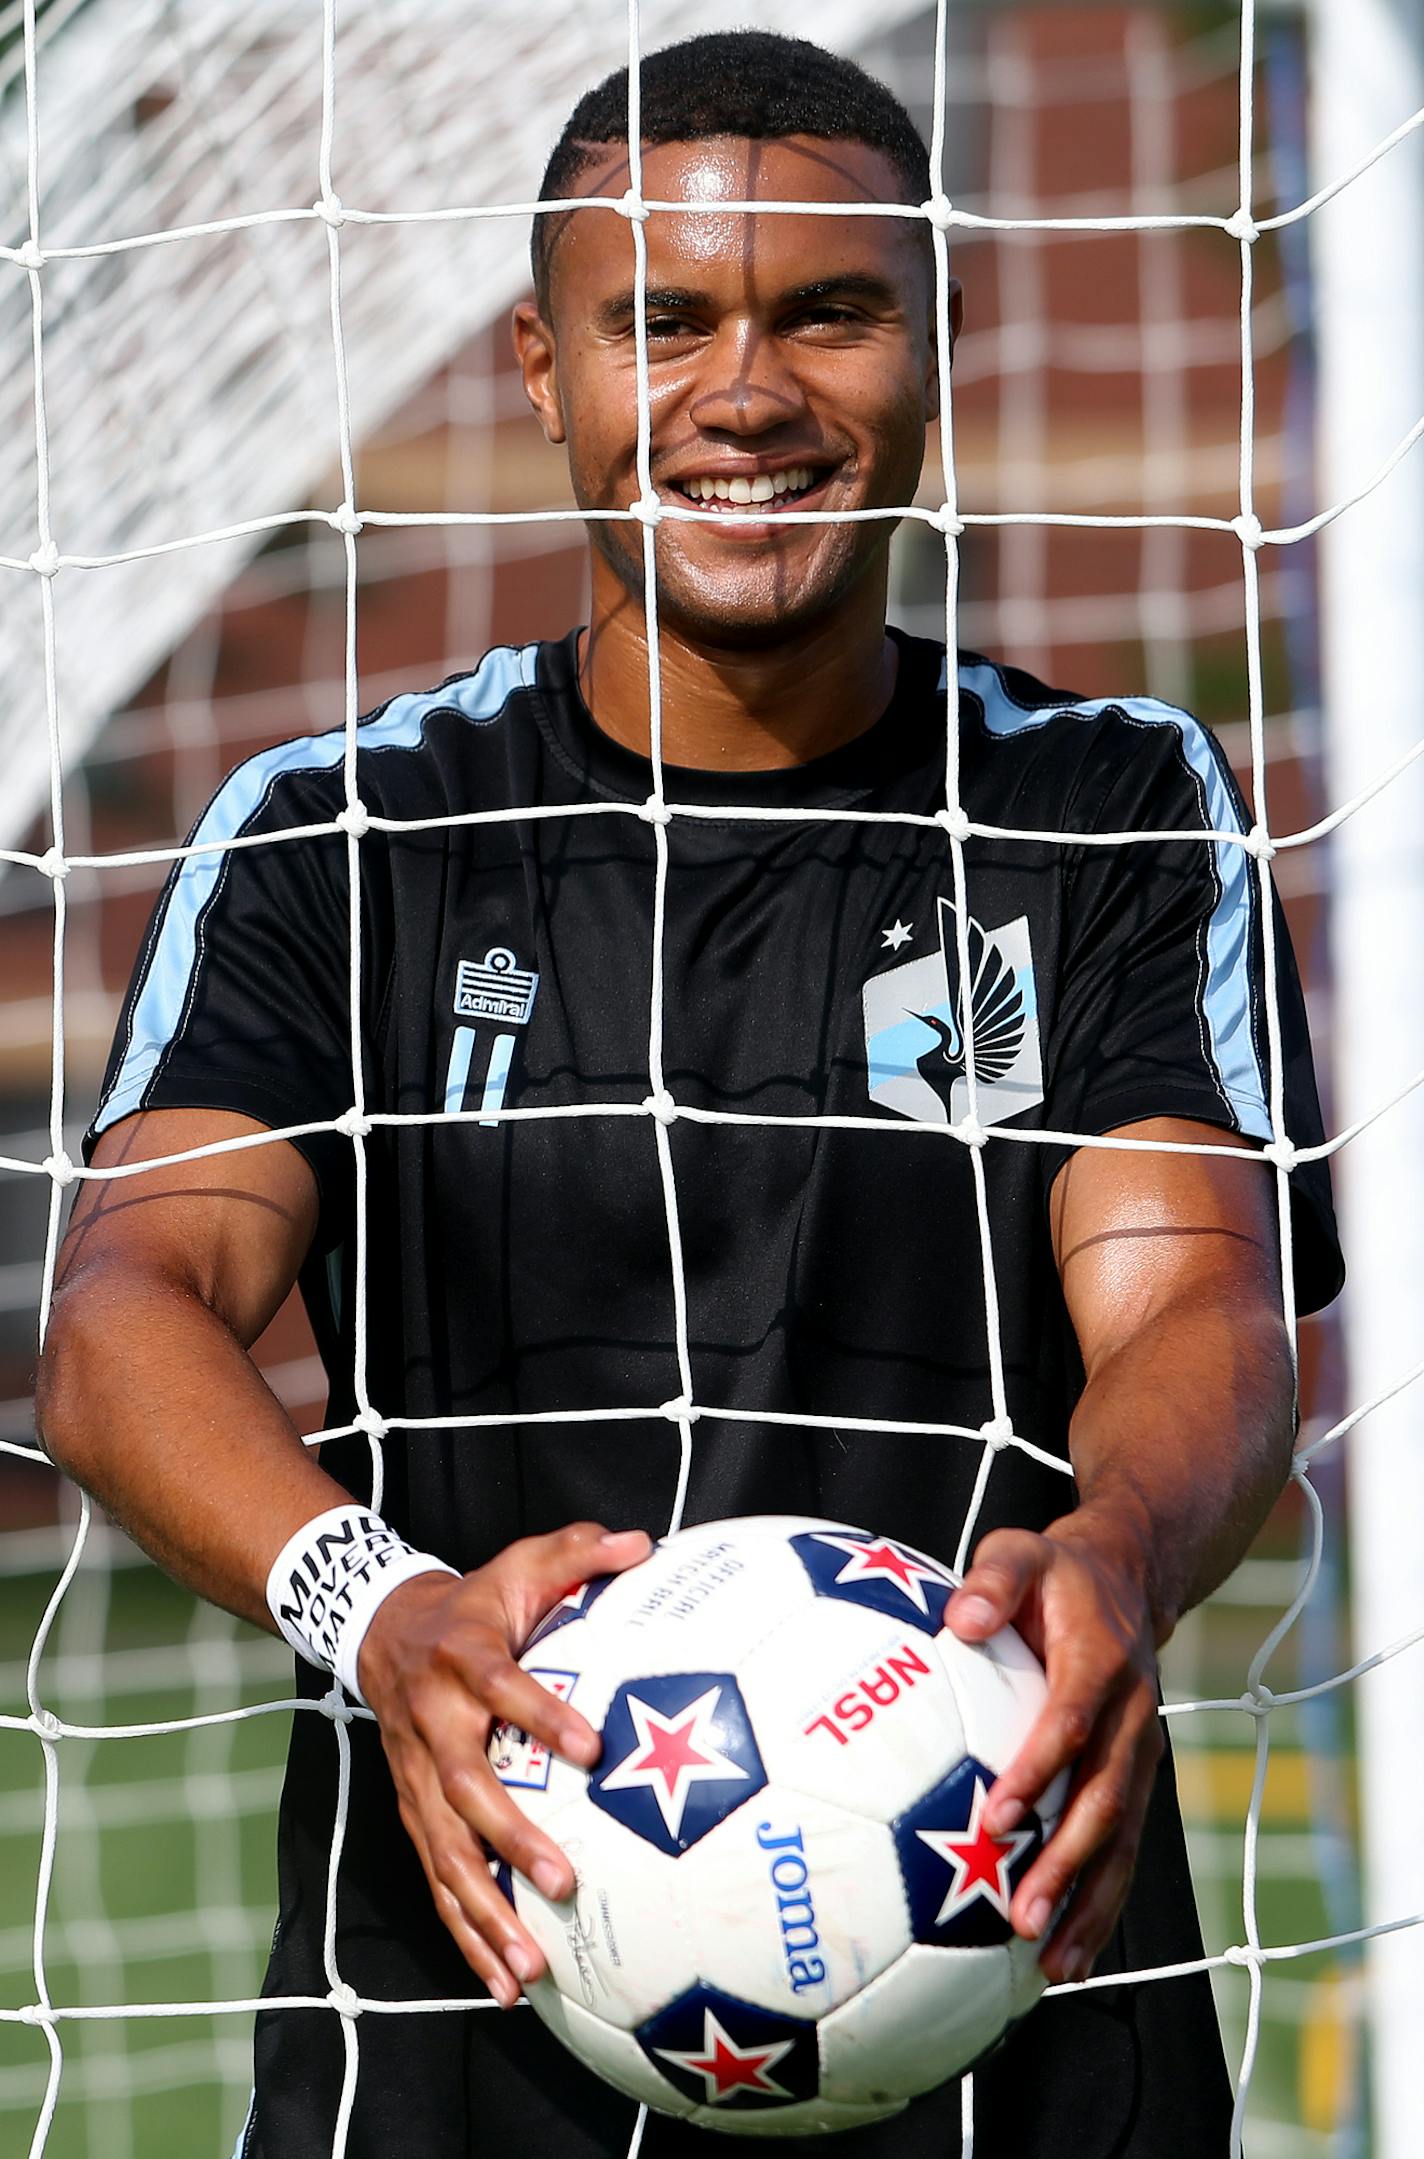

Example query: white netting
[2,1,1423,2155]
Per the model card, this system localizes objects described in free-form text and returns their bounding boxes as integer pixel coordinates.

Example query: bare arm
[36,1108,650,2006]
[943,1116,1295,1982]
[37,1108,342,1623]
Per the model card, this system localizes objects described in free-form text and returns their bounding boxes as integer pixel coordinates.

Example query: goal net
[1,2,1420,2155]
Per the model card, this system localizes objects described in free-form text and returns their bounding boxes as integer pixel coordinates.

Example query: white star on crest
[599,1685,749,1836]
[655,2008,796,2104]
[881,918,914,951]
[915,1775,1035,1924]
[810,1531,950,1615]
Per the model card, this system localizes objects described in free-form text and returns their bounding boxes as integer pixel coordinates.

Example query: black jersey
[88,628,1340,2158]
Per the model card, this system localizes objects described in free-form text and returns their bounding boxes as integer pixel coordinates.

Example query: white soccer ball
[488,1515,1068,2135]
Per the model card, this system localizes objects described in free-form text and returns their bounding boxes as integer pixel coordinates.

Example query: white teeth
[680,467,821,506]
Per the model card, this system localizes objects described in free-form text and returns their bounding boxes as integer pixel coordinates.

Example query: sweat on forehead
[534,137,934,318]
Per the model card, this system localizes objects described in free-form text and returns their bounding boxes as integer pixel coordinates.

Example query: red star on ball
[811,1531,951,1614]
[599,1686,749,1836]
[655,2009,796,2103]
[916,1776,1035,1923]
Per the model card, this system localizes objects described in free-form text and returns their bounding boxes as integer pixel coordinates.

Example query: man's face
[515,136,946,650]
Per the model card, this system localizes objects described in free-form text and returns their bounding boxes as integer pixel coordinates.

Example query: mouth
[662,464,836,520]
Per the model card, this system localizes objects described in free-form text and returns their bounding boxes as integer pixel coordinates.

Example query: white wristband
[265,1504,458,1706]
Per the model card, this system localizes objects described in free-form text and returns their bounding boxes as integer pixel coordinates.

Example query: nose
[686,320,808,439]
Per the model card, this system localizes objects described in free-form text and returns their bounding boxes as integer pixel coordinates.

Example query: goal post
[1309,4,1424,2155]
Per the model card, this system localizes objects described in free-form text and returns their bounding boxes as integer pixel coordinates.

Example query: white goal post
[1309,4,1424,2155]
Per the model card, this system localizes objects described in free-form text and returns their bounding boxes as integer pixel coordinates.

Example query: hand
[356,1520,652,2007]
[943,1505,1164,1985]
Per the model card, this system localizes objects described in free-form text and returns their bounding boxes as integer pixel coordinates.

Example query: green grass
[0,1532,1367,2158]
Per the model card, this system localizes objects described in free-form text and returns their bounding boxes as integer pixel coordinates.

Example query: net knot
[617,190,650,224]
[353,1406,389,1441]
[953,1113,988,1150]
[1225,207,1259,245]
[43,1151,75,1189]
[1232,511,1265,552]
[30,1706,60,1739]
[979,1416,1015,1453]
[933,504,965,539]
[336,800,370,839]
[328,501,363,536]
[17,2001,48,2026]
[322,1684,356,1724]
[15,239,44,272]
[660,1395,701,1425]
[314,193,347,229]
[1242,1680,1276,1715]
[1264,1135,1298,1174]
[643,1089,678,1126]
[28,541,60,578]
[37,845,69,880]
[639,795,672,827]
[630,493,662,527]
[1245,822,1274,861]
[937,805,972,843]
[336,1107,372,1139]
[922,195,956,233]
[1222,1942,1260,1968]
[329,1980,362,2018]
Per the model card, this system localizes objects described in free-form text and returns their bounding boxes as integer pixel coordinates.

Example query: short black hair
[532,30,932,306]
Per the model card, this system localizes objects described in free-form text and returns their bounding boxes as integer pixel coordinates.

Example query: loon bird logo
[911,914,1027,1112]
[862,898,1043,1128]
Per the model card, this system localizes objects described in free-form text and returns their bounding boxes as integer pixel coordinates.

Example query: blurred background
[1,1,1420,2153]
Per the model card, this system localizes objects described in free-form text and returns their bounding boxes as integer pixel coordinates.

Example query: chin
[643,538,878,650]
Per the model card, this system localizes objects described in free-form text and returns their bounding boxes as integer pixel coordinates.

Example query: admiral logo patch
[453,946,539,1026]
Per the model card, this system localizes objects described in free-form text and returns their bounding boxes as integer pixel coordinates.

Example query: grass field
[0,1516,1366,2158]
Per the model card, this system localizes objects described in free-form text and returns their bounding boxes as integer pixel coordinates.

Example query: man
[39,30,1340,2159]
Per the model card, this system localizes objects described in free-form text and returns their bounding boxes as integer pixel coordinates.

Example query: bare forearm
[1058,1287,1296,1646]
[37,1266,348,1633]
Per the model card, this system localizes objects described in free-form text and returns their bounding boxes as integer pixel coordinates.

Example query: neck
[578,567,898,772]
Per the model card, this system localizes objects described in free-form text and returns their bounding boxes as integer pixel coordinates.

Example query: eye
[643,313,699,341]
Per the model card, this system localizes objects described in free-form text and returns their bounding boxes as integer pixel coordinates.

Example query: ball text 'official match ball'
[488,1516,1067,2136]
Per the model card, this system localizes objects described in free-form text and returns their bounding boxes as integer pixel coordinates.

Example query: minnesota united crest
[861,897,1043,1127]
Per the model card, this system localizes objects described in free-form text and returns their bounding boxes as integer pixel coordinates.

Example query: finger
[496,1520,653,1643]
[1037,1823,1141,1986]
[398,1791,532,2007]
[1008,1694,1160,1942]
[983,1641,1109,1837]
[477,1650,604,1769]
[944,1530,1047,1641]
[428,1729,581,1902]
[1037,1737,1157,1984]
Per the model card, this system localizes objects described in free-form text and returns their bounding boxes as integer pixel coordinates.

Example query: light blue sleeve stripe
[94,645,538,1137]
[959,658,1271,1135]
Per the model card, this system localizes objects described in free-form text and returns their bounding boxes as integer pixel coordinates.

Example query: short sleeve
[1041,703,1343,1316]
[84,744,361,1245]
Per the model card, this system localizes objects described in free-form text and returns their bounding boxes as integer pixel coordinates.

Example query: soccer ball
[488,1515,1067,2135]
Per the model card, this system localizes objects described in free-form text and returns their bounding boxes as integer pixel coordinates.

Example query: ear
[512,299,565,446]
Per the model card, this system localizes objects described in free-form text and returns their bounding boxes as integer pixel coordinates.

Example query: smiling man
[39,30,1341,2159]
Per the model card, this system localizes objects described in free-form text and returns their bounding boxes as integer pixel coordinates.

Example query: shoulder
[951,647,1245,833]
[189,641,547,842]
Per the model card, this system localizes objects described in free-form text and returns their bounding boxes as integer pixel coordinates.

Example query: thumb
[505,1521,652,1638]
[946,1529,1048,1643]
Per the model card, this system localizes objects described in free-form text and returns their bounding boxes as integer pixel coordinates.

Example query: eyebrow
[593,272,902,328]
